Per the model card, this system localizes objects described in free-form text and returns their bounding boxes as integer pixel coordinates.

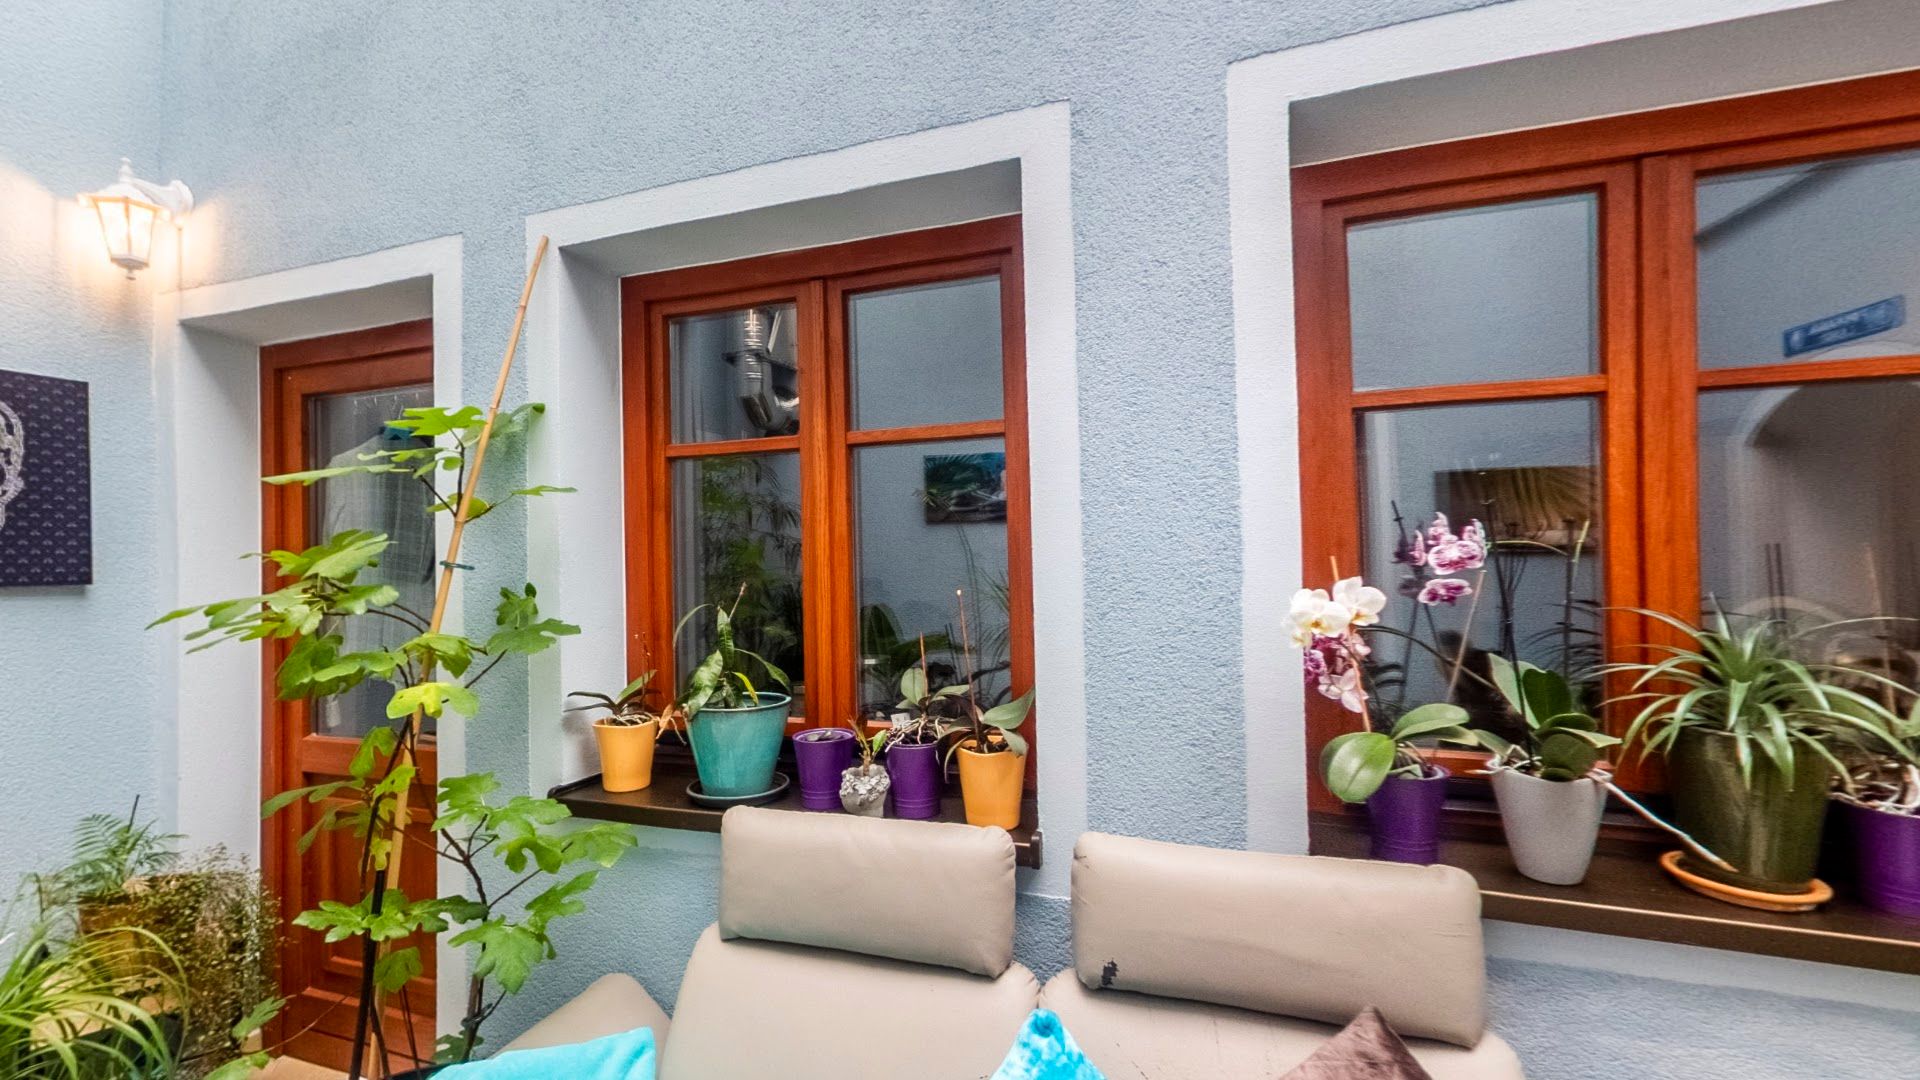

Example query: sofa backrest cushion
[663,925,1040,1080]
[1070,832,1487,1048]
[1038,972,1524,1079]
[719,805,1017,977]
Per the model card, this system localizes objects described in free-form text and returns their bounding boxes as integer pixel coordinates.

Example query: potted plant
[1292,574,1482,863]
[888,639,968,820]
[568,671,666,793]
[1826,675,1920,917]
[938,689,1035,830]
[793,721,857,811]
[1608,609,1905,907]
[1475,657,1621,884]
[677,587,793,799]
[838,722,892,817]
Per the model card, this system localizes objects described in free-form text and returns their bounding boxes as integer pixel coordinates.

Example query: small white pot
[840,764,890,817]
[1492,769,1608,886]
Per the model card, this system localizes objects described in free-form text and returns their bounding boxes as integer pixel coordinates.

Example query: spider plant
[1605,608,1909,891]
[1606,609,1906,783]
[0,917,178,1080]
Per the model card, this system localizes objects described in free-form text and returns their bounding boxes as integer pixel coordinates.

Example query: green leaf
[230,996,286,1042]
[262,780,354,818]
[264,463,405,485]
[204,1054,274,1080]
[1319,731,1396,804]
[449,919,549,995]
[899,665,928,704]
[350,726,399,780]
[981,688,1036,729]
[388,681,479,719]
[403,632,477,678]
[390,404,485,438]
[1388,702,1471,743]
[373,946,423,993]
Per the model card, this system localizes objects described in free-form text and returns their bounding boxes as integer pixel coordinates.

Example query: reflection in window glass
[1699,380,1920,688]
[671,453,805,715]
[849,277,1002,430]
[670,303,800,442]
[307,385,438,738]
[1698,149,1920,368]
[1357,398,1603,741]
[853,438,1010,721]
[1347,194,1598,391]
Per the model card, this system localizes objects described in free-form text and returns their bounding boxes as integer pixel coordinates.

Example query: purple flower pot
[1843,800,1920,918]
[1366,766,1450,864]
[886,741,943,820]
[792,728,855,811]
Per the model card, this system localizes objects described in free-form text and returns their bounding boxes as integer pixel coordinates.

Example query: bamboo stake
[351,236,550,1079]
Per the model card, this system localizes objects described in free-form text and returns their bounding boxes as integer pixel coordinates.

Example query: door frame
[258,319,437,1062]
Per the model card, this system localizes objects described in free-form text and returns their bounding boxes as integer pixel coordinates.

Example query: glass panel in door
[306,384,437,737]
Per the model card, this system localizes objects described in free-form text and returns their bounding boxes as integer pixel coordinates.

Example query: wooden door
[261,322,439,1072]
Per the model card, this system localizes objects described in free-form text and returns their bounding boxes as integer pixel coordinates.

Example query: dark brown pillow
[1280,1006,1435,1080]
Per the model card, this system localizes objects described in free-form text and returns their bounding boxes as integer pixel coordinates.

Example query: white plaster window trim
[521,102,1086,899]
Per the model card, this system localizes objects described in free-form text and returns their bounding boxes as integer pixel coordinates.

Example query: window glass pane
[307,385,437,738]
[1698,149,1920,368]
[671,453,806,716]
[1699,380,1920,688]
[849,276,1003,430]
[670,302,800,443]
[1347,194,1599,391]
[853,438,1011,721]
[1357,398,1603,741]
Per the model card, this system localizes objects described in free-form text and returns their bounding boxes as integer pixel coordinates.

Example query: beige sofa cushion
[661,924,1039,1080]
[1071,832,1487,1047]
[719,805,1016,977]
[1040,973,1524,1080]
[497,973,668,1055]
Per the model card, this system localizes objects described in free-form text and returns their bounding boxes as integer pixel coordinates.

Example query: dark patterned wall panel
[0,370,92,587]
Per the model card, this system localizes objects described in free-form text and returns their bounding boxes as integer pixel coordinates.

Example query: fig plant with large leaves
[157,401,635,1074]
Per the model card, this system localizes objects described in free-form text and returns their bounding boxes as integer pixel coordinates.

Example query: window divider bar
[845,419,1007,446]
[1696,353,1920,390]
[1350,373,1607,410]
[661,435,802,459]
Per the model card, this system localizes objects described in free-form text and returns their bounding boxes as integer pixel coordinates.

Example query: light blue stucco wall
[0,0,169,895]
[3,2,1918,1077]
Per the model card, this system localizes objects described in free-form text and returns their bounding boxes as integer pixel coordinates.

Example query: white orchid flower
[1288,587,1353,646]
[1332,576,1387,628]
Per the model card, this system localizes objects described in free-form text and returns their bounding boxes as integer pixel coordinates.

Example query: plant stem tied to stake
[348,237,551,1080]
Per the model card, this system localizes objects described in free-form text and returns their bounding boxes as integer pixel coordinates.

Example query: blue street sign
[1782,296,1905,358]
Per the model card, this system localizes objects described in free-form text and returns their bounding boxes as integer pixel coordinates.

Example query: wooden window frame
[619,216,1036,780]
[1292,70,1920,819]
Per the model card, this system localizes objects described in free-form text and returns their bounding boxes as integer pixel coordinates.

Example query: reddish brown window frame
[1292,70,1920,818]
[618,216,1037,779]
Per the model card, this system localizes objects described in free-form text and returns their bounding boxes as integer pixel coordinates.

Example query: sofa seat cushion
[1039,974,1524,1080]
[499,973,669,1055]
[662,925,1040,1080]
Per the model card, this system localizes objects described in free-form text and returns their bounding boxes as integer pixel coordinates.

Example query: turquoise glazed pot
[688,693,792,797]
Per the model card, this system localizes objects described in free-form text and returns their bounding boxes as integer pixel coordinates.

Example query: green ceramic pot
[1668,728,1832,894]
[687,693,792,797]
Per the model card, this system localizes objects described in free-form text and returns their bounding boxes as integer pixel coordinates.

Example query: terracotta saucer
[1658,850,1833,912]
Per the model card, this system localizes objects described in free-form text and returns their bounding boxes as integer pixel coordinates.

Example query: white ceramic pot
[839,764,890,817]
[1491,769,1608,886]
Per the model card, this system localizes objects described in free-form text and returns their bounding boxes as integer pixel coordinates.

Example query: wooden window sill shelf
[550,752,1043,868]
[1312,819,1920,975]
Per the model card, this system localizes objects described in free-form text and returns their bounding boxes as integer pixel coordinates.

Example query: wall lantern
[79,158,193,278]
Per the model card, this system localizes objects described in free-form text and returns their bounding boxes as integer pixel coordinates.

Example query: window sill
[1311,814,1920,975]
[550,750,1043,868]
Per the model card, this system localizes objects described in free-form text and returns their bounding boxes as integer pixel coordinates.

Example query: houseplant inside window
[1608,609,1908,907]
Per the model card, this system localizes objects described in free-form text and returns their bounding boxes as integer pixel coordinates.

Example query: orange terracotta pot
[595,718,659,793]
[957,745,1024,829]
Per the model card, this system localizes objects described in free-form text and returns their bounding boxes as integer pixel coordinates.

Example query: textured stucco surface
[0,0,167,896]
[3,2,1918,1077]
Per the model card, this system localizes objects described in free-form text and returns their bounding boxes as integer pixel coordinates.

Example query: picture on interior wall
[1437,465,1595,549]
[0,370,92,587]
[923,452,1007,524]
